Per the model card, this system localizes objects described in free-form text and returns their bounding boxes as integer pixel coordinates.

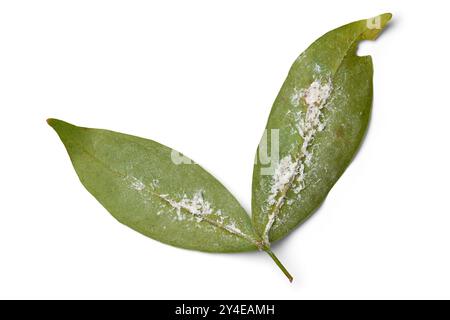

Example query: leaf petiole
[264,249,293,283]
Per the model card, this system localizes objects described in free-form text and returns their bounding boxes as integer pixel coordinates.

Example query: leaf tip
[46,118,57,127]
[46,118,76,132]
[369,12,392,25]
[379,12,393,29]
[362,13,393,40]
[380,12,393,22]
[47,118,65,134]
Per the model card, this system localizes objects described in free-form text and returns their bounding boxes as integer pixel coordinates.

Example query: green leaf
[252,13,392,245]
[48,119,262,253]
[49,119,294,281]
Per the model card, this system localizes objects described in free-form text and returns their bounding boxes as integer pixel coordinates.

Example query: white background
[1,1,449,300]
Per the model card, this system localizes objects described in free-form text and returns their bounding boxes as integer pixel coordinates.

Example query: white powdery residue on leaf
[267,155,298,206]
[126,176,146,191]
[296,79,332,167]
[290,89,303,107]
[294,162,306,194]
[132,180,145,191]
[263,79,333,242]
[160,192,258,246]
[161,190,214,221]
[151,179,160,189]
[304,79,332,112]
[264,154,299,243]
[314,63,322,73]
[223,221,247,239]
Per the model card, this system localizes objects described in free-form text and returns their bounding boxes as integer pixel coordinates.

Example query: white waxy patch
[297,79,332,167]
[151,179,160,189]
[314,63,322,73]
[125,178,258,246]
[224,221,248,239]
[290,90,302,107]
[267,155,298,206]
[160,191,256,245]
[161,190,214,221]
[264,155,299,243]
[264,79,332,243]
[132,180,145,191]
[302,80,332,108]
[294,162,305,194]
[127,176,146,191]
[272,79,332,200]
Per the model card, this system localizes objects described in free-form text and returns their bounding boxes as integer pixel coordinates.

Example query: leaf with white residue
[48,119,293,281]
[48,13,391,283]
[48,119,263,253]
[252,14,391,246]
